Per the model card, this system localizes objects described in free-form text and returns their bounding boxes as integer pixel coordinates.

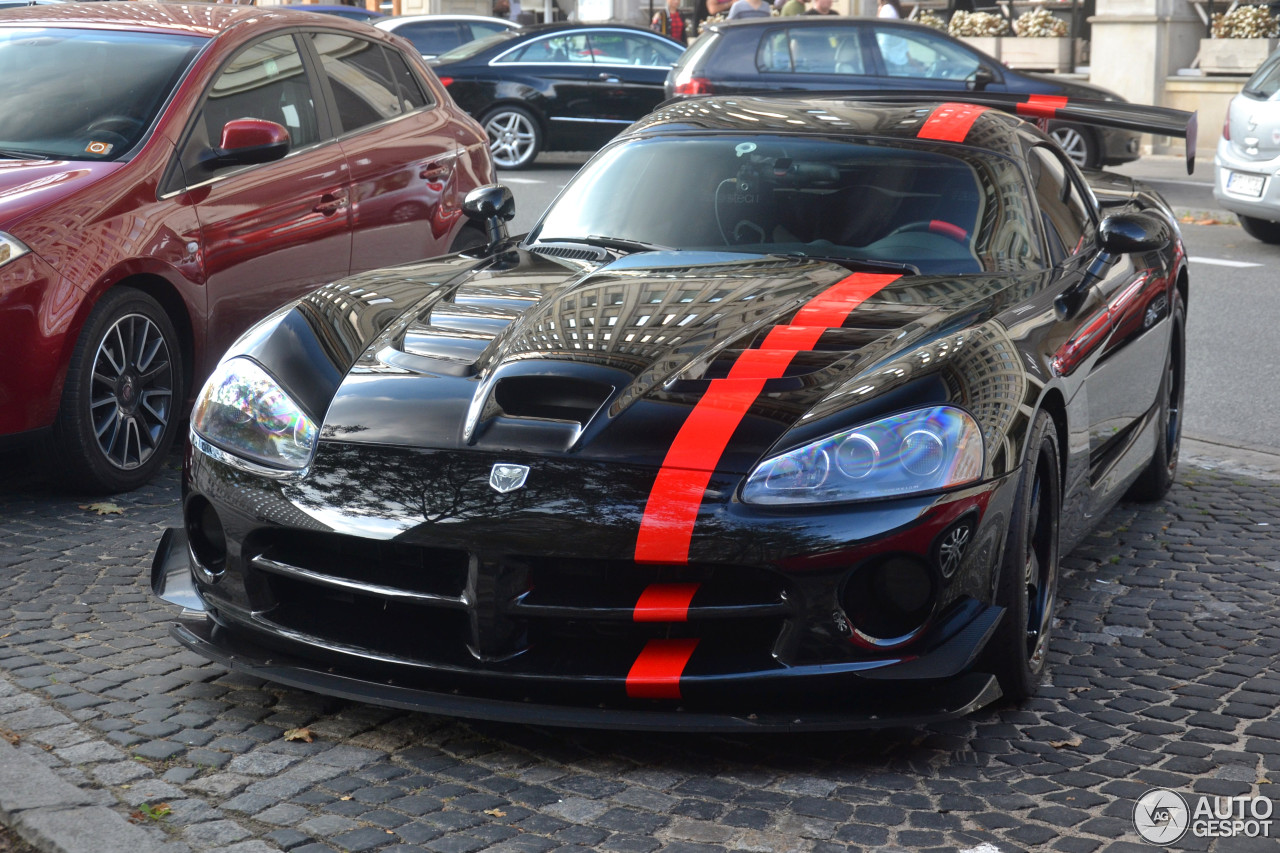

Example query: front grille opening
[494,376,614,424]
[263,575,472,665]
[245,530,469,599]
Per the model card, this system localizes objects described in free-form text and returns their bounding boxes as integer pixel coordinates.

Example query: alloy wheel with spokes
[90,312,175,470]
[1022,452,1059,673]
[482,106,541,170]
[1049,124,1095,169]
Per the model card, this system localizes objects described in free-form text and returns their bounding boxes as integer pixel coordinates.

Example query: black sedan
[668,18,1139,169]
[153,92,1194,730]
[432,23,685,168]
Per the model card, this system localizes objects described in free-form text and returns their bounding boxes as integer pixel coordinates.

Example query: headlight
[0,232,30,268]
[741,406,983,506]
[191,357,318,471]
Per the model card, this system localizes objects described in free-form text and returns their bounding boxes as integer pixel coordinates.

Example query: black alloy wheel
[1125,289,1185,501]
[49,287,183,493]
[1239,215,1280,245]
[983,409,1061,701]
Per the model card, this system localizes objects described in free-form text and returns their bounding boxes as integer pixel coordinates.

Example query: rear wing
[809,90,1199,174]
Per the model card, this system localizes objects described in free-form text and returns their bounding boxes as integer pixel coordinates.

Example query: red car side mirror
[202,119,291,171]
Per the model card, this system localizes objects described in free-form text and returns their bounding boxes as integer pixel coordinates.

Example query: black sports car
[430,23,685,169]
[153,92,1195,731]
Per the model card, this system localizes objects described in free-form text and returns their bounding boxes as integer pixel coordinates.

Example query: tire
[481,105,542,170]
[1049,123,1097,169]
[48,287,183,494]
[983,410,1061,702]
[1125,290,1185,502]
[1239,215,1280,244]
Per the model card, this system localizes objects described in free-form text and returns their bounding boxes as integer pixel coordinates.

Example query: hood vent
[493,375,614,426]
[532,244,608,262]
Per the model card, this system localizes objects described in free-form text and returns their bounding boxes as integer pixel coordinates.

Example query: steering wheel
[887,220,969,244]
[83,115,144,143]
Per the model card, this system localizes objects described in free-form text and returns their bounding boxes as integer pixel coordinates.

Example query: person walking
[780,0,808,14]
[804,0,838,14]
[727,0,772,20]
[877,0,903,17]
[651,0,688,45]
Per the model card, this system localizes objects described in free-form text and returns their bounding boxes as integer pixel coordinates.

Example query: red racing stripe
[1017,94,1069,120]
[626,638,700,699]
[917,103,989,143]
[633,583,701,622]
[634,273,899,565]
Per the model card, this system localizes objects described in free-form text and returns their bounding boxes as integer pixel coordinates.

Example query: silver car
[1214,50,1280,243]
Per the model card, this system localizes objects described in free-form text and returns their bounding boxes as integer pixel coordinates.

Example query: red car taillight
[438,76,454,87]
[674,77,712,96]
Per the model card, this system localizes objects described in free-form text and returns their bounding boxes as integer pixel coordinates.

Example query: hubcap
[485,112,535,169]
[90,313,173,471]
[1023,453,1059,668]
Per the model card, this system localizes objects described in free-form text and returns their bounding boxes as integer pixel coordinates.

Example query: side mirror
[201,119,290,171]
[967,65,997,92]
[462,184,516,247]
[1098,211,1172,255]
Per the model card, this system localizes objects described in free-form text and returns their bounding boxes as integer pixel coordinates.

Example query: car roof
[709,15,937,32]
[629,94,1027,156]
[378,14,518,26]
[0,0,377,37]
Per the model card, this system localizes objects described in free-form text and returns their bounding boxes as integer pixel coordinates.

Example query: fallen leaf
[484,808,507,818]
[0,728,19,746]
[340,795,353,801]
[1049,737,1083,749]
[283,727,314,743]
[80,502,124,515]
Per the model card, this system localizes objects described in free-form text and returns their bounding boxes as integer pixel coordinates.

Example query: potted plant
[1200,5,1280,75]
[948,10,1010,61]
[1003,7,1072,72]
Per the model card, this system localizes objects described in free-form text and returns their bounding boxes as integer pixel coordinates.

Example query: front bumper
[155,527,1004,731]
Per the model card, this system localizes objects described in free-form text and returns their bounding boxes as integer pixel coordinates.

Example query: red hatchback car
[0,2,493,492]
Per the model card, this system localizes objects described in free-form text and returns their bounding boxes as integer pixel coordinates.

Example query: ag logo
[489,463,529,494]
[1134,789,1189,845]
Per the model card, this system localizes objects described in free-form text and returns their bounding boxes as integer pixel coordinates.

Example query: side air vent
[531,244,608,262]
[494,376,614,425]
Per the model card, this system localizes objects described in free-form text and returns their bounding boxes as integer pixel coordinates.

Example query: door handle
[598,73,621,82]
[420,162,453,181]
[313,192,347,216]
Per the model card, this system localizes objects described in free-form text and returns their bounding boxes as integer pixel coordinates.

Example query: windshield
[434,29,519,63]
[528,135,1043,274]
[1244,53,1280,99]
[0,27,204,160]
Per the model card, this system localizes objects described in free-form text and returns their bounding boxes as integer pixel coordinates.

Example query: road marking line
[1190,256,1261,268]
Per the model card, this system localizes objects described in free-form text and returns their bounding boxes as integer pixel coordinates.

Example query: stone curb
[0,738,170,853]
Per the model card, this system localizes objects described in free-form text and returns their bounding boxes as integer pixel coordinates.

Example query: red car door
[306,31,463,272]
[177,33,353,366]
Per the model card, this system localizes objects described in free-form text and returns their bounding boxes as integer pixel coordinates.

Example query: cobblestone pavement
[2,448,1279,853]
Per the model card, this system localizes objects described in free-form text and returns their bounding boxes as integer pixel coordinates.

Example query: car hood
[0,159,124,233]
[268,248,1037,474]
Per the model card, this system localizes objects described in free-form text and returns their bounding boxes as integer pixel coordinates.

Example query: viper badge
[489,463,530,493]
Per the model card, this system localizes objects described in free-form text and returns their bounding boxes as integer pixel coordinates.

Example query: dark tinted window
[757,27,866,74]
[309,33,402,133]
[434,28,518,62]
[0,27,203,160]
[1029,146,1091,260]
[202,35,321,150]
[531,135,1042,274]
[393,20,464,56]
[386,48,432,109]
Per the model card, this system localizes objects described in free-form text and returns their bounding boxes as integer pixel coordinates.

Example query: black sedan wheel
[1239,215,1280,244]
[49,287,183,493]
[1049,123,1096,169]
[985,410,1060,701]
[1126,290,1185,501]
[482,105,541,170]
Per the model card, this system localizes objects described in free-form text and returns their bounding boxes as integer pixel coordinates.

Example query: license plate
[1227,170,1265,197]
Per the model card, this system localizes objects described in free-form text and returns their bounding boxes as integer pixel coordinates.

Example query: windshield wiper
[777,253,918,276]
[538,235,674,254]
[0,148,48,160]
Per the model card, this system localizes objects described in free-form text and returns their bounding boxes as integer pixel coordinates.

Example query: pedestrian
[727,0,772,19]
[877,0,903,18]
[780,0,808,15]
[493,0,510,18]
[652,0,688,45]
[508,0,523,22]
[804,0,838,14]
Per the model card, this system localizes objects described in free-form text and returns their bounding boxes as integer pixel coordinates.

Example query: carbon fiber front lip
[169,614,1003,732]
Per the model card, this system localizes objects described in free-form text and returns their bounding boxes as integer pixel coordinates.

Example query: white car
[1213,48,1280,243]
[375,14,518,59]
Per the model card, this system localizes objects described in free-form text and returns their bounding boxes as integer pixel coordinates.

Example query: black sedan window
[758,27,866,75]
[434,29,518,62]
[873,27,981,80]
[0,27,203,160]
[529,135,1043,274]
[502,33,592,63]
